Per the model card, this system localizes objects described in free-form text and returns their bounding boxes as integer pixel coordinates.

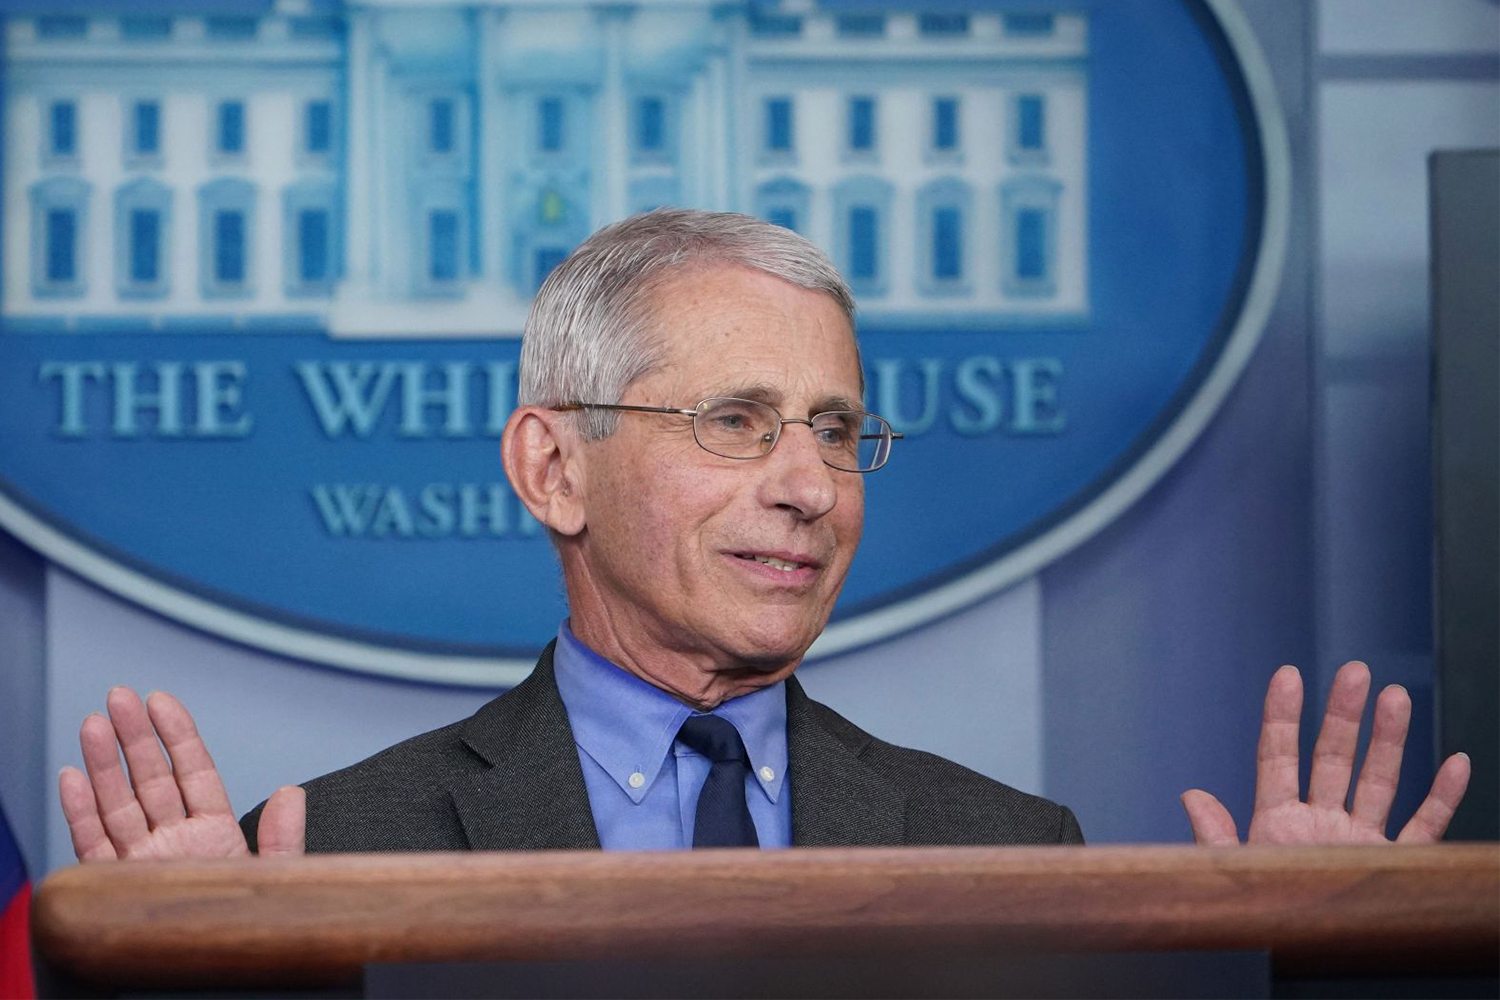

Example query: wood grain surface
[32,844,1500,988]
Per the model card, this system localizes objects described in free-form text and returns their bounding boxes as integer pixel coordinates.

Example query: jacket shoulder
[241,645,591,854]
[798,694,1084,846]
[241,713,484,854]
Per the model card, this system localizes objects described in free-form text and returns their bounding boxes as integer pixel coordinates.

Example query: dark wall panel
[1430,149,1499,841]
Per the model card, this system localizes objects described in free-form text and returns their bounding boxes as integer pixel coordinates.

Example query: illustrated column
[597,5,631,224]
[345,7,377,290]
[476,5,506,286]
[705,49,730,210]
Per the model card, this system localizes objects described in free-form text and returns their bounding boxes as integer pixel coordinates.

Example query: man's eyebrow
[702,383,860,413]
[810,394,860,414]
[705,382,782,404]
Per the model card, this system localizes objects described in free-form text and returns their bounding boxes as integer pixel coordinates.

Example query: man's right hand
[59,688,305,861]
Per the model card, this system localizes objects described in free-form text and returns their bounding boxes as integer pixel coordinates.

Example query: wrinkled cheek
[636,500,706,605]
[843,489,866,547]
[596,494,672,594]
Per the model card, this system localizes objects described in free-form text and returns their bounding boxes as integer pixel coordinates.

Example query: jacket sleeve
[1057,804,1085,845]
[239,801,265,853]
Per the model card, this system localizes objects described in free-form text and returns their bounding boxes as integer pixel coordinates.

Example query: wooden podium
[32,844,1500,997]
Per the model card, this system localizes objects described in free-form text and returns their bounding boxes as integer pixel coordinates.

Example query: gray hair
[518,208,857,439]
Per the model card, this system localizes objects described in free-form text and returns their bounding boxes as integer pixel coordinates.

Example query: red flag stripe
[0,880,35,1000]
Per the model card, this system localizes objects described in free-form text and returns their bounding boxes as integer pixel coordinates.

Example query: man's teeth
[740,554,802,572]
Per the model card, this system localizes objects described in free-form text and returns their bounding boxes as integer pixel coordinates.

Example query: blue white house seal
[0,0,1287,685]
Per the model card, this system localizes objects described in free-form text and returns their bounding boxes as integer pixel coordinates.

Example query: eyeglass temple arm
[555,403,699,417]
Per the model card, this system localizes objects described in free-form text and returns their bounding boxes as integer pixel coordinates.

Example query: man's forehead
[645,265,862,396]
[656,338,863,404]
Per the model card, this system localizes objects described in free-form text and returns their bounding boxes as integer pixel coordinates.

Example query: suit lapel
[447,643,602,851]
[786,677,907,847]
[442,651,906,850]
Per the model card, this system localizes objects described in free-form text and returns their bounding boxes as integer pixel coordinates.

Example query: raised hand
[1181,661,1471,845]
[59,687,306,861]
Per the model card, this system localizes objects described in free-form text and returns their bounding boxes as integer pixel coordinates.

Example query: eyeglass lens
[692,398,891,472]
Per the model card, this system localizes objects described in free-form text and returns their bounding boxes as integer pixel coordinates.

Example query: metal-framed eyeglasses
[553,397,904,473]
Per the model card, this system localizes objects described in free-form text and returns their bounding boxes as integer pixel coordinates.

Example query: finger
[1397,753,1472,844]
[1349,683,1410,833]
[1307,661,1372,809]
[257,786,307,858]
[58,766,117,862]
[1181,789,1240,846]
[78,710,153,856]
[106,687,187,830]
[146,691,235,819]
[1254,665,1304,813]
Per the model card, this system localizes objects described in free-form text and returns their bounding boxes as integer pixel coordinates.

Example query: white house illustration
[2,1,1088,336]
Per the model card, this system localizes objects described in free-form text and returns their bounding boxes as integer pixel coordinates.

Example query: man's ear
[501,406,587,536]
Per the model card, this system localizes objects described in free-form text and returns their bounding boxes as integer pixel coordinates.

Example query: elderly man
[60,210,1470,860]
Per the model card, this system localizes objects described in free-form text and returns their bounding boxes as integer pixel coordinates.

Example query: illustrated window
[115,178,172,298]
[764,97,793,156]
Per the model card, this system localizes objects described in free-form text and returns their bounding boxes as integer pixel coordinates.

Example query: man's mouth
[731,552,818,573]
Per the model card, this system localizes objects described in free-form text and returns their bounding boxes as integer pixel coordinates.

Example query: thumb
[1181,789,1240,846]
[257,785,307,857]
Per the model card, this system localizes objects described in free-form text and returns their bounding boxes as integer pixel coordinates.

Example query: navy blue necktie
[676,715,759,848]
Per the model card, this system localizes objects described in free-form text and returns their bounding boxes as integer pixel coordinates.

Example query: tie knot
[676,714,751,765]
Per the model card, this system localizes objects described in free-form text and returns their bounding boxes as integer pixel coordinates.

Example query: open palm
[59,687,304,861]
[1182,661,1471,845]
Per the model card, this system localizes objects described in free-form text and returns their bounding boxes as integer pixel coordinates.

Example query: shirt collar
[552,621,788,806]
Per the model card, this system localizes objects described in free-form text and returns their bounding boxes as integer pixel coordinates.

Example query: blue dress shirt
[552,621,791,850]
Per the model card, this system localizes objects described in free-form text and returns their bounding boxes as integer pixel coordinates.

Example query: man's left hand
[1181,661,1471,845]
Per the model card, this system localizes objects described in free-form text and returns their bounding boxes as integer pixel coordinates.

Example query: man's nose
[757,421,839,519]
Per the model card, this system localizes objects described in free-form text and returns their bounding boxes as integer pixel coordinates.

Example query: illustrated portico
[3,0,1088,336]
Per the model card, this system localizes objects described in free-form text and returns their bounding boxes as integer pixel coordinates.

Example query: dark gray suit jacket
[242,644,1083,851]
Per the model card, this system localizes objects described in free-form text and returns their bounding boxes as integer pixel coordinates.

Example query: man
[59,210,1471,860]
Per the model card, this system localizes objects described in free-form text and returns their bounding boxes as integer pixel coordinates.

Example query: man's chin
[715,617,824,673]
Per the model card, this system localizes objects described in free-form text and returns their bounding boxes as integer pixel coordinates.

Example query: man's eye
[814,425,854,446]
[712,413,750,430]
